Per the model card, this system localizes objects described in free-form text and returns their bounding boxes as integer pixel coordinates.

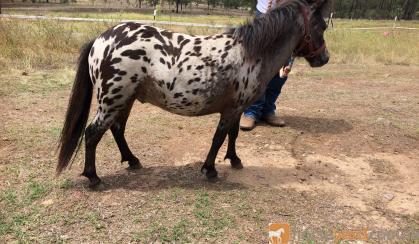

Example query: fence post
[393,16,398,29]
[328,12,334,28]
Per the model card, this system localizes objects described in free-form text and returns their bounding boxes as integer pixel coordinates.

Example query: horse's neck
[257,32,300,85]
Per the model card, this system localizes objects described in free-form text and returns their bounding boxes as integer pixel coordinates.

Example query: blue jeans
[244,74,287,121]
[244,9,288,121]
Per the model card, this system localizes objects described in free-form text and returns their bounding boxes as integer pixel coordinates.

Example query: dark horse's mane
[232,0,307,59]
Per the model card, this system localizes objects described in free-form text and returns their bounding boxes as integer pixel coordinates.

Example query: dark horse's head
[234,0,331,67]
[293,0,331,67]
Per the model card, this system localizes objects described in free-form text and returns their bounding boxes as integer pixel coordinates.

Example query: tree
[333,0,416,20]
[402,0,417,19]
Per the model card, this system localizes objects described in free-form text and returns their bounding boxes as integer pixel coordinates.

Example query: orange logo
[334,228,368,243]
[268,223,290,244]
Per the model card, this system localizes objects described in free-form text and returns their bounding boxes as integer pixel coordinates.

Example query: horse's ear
[319,0,332,18]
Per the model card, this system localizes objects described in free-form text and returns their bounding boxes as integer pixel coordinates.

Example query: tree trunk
[402,0,417,20]
[353,0,359,18]
[338,0,342,11]
[349,0,355,18]
[176,0,180,13]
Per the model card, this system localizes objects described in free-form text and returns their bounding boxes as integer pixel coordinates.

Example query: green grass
[0,181,50,242]
[133,222,171,242]
[86,211,106,230]
[58,178,73,189]
[194,191,211,224]
[172,218,190,242]
[193,191,235,238]
[25,181,49,203]
[1,189,18,206]
[128,189,237,242]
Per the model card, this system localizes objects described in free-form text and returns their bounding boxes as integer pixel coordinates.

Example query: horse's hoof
[201,165,218,180]
[231,160,244,170]
[127,158,142,170]
[88,177,103,189]
[226,155,243,169]
[200,164,207,174]
[81,172,101,186]
[205,168,218,180]
[90,181,106,191]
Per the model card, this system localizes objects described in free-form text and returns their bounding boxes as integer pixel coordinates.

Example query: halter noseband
[293,3,326,58]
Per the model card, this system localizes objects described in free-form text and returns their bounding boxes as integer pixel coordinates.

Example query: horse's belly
[144,95,212,116]
[136,70,233,117]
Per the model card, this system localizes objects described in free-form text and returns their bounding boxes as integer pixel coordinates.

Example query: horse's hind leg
[110,98,142,170]
[224,119,243,169]
[82,115,110,187]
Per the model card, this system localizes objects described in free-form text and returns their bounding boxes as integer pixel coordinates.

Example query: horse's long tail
[57,40,94,175]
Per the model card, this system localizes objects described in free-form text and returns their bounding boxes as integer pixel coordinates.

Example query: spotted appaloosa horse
[57,0,331,187]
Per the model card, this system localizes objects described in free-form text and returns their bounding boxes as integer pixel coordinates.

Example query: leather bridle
[293,3,326,58]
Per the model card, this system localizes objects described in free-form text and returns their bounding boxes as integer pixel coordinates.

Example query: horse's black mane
[232,0,307,58]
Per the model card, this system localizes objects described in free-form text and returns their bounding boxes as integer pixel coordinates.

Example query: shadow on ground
[71,157,343,192]
[281,116,353,134]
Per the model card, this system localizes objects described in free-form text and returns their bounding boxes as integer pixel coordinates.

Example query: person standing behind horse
[239,0,294,131]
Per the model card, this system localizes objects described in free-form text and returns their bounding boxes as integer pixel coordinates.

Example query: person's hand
[283,65,291,76]
[279,65,292,78]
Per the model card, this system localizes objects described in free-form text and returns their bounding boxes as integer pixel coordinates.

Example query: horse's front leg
[224,119,243,169]
[201,113,239,180]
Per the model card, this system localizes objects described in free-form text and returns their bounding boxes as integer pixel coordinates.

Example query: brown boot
[240,115,256,131]
[262,114,286,127]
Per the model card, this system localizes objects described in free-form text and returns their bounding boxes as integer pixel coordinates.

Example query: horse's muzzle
[308,48,330,67]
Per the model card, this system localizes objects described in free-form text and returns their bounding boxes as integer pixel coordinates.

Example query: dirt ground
[1,63,418,242]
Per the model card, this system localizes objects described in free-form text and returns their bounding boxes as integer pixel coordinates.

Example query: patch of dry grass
[4,9,249,26]
[0,20,109,70]
[0,19,221,70]
[326,28,419,65]
[0,18,418,71]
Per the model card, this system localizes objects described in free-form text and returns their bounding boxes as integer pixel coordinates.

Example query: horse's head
[294,0,331,67]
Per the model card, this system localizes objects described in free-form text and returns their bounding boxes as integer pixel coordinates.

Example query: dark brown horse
[57,0,331,187]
